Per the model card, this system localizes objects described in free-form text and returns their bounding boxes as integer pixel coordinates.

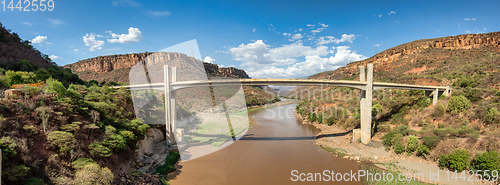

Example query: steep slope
[0,22,53,69]
[310,32,500,88]
[292,32,500,167]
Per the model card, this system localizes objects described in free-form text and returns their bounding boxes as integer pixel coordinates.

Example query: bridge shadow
[238,130,352,141]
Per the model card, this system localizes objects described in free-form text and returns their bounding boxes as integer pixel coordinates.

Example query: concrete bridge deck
[115,64,450,144]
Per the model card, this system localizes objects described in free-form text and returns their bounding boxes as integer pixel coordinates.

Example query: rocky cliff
[310,31,500,86]
[65,52,250,83]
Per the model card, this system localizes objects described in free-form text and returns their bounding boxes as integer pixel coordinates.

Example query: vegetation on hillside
[291,35,500,179]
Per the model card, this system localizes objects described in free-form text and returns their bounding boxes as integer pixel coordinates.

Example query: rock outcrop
[65,52,250,82]
[311,32,500,82]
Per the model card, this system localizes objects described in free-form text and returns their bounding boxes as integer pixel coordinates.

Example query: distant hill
[309,32,500,89]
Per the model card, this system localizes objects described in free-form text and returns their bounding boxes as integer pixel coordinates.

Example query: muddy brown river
[170,103,363,185]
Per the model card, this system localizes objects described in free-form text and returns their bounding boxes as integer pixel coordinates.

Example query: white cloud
[229,40,330,67]
[107,27,143,44]
[378,14,382,17]
[31,36,48,44]
[464,18,476,21]
[316,34,356,45]
[112,0,140,7]
[22,22,32,26]
[83,33,105,51]
[146,11,171,18]
[252,28,256,33]
[311,23,328,34]
[394,20,400,23]
[484,28,487,31]
[283,32,291,37]
[291,33,303,41]
[245,46,366,78]
[203,56,216,63]
[374,44,380,47]
[388,11,396,15]
[307,24,315,27]
[49,55,62,60]
[48,19,64,26]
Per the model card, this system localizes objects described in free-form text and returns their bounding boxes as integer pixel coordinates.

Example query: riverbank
[295,113,494,185]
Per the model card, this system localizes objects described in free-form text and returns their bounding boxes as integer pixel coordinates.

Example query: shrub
[23,125,38,135]
[325,116,336,126]
[4,164,30,182]
[432,104,446,117]
[439,149,470,172]
[394,125,409,136]
[155,151,180,175]
[74,163,114,185]
[422,136,441,149]
[308,112,317,122]
[416,144,430,158]
[103,134,127,152]
[33,106,53,133]
[447,95,471,114]
[45,78,66,99]
[372,104,383,117]
[25,178,45,185]
[471,151,500,178]
[60,123,80,132]
[47,131,76,154]
[394,141,406,154]
[317,113,323,123]
[72,158,96,170]
[21,86,43,96]
[0,136,17,160]
[89,142,112,158]
[406,135,419,154]
[65,88,81,100]
[119,130,137,142]
[485,108,499,125]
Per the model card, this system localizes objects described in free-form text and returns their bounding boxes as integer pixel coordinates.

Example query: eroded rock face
[65,52,250,82]
[65,53,153,73]
[316,32,500,80]
[135,128,169,173]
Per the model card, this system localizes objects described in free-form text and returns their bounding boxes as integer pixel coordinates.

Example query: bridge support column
[353,66,365,142]
[171,67,177,144]
[360,64,373,144]
[164,65,172,147]
[432,88,438,105]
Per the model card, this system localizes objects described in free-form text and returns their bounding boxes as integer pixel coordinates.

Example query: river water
[170,103,363,185]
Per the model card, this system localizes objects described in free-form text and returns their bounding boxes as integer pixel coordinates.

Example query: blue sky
[0,0,499,78]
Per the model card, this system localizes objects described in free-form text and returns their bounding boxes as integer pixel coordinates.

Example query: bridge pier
[164,65,179,147]
[353,64,373,144]
[360,64,373,144]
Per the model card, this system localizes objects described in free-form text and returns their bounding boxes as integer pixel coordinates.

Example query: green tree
[47,131,76,154]
[485,108,499,125]
[439,149,470,172]
[45,78,66,99]
[34,69,51,81]
[416,144,430,158]
[406,135,419,154]
[471,151,500,178]
[5,70,37,85]
[447,95,471,114]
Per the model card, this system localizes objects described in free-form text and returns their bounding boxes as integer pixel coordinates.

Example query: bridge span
[115,64,450,144]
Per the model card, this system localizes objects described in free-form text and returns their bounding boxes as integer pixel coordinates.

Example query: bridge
[115,64,450,144]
